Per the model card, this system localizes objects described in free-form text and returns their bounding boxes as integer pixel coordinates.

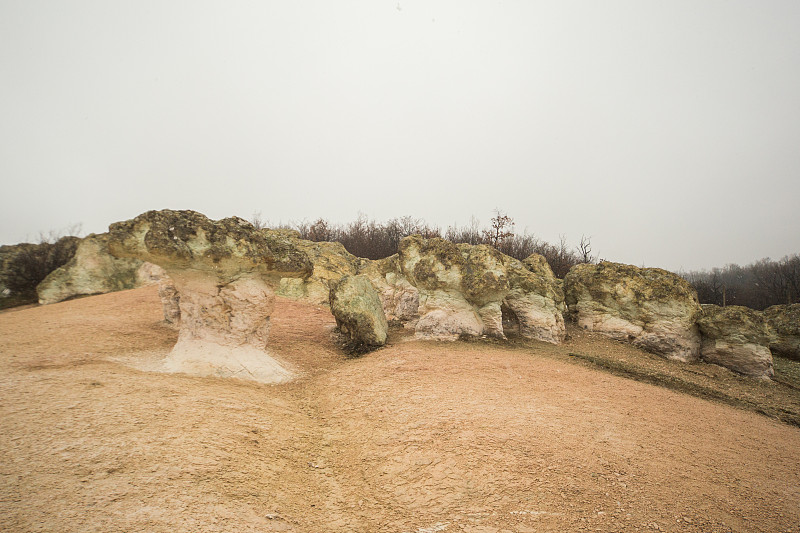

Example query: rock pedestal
[108,210,312,383]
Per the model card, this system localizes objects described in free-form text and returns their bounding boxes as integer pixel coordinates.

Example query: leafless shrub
[0,225,83,308]
[253,211,592,277]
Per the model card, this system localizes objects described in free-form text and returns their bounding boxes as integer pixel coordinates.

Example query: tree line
[680,255,800,310]
[254,211,595,278]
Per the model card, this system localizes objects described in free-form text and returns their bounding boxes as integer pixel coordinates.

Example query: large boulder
[358,236,566,343]
[763,304,800,362]
[277,238,360,305]
[36,233,164,305]
[696,305,774,378]
[108,210,312,383]
[564,262,702,362]
[329,275,388,349]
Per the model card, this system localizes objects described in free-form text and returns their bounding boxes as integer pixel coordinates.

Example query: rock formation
[357,254,420,326]
[276,237,360,305]
[696,305,774,378]
[563,262,702,362]
[763,304,800,362]
[329,275,388,350]
[158,276,181,326]
[108,210,312,383]
[360,236,566,343]
[36,233,164,305]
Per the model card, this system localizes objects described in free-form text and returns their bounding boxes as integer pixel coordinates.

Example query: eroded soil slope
[1,287,799,532]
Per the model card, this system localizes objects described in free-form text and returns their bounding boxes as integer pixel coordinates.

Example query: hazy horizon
[2,1,799,272]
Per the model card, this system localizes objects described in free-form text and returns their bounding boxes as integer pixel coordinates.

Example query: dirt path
[1,287,798,532]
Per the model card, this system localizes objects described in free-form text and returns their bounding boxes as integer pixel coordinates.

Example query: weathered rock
[108,210,311,383]
[358,236,565,343]
[276,239,360,305]
[137,261,166,286]
[36,233,164,305]
[158,276,181,325]
[564,262,702,362]
[329,275,388,349]
[764,304,800,361]
[696,305,774,378]
[358,254,420,326]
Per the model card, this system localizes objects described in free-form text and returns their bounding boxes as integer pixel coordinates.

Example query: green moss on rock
[108,210,313,279]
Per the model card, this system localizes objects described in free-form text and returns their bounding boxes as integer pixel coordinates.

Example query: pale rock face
[358,255,420,326]
[764,304,800,362]
[108,210,310,383]
[564,262,702,362]
[136,262,166,286]
[36,233,159,305]
[697,305,774,378]
[359,236,566,343]
[504,292,566,344]
[329,275,388,348]
[157,276,181,325]
[415,289,484,341]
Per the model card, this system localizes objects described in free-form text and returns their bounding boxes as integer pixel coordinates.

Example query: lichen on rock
[696,304,774,378]
[36,233,163,305]
[329,275,388,351]
[763,304,800,362]
[276,239,361,305]
[563,261,702,362]
[355,235,566,343]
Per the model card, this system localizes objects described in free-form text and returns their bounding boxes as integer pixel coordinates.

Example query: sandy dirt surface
[1,286,799,533]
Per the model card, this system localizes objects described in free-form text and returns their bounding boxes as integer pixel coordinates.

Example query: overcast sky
[1,1,798,271]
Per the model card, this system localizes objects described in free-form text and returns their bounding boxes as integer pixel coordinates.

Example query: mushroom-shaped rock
[696,305,774,378]
[364,236,565,343]
[564,262,702,362]
[108,210,312,383]
[329,275,388,349]
[763,304,800,362]
[36,233,163,305]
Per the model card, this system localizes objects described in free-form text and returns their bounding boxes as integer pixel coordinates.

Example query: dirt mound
[1,287,799,532]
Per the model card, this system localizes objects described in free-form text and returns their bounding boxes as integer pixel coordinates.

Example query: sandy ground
[1,286,799,533]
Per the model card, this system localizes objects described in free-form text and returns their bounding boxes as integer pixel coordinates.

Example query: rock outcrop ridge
[360,236,566,343]
[564,262,702,362]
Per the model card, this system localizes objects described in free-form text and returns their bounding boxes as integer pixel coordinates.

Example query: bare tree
[577,235,596,264]
[483,210,515,248]
[250,211,267,230]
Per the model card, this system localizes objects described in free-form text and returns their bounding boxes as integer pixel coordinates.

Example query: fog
[2,1,799,271]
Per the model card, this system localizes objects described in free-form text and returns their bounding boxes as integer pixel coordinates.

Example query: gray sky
[2,1,799,271]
